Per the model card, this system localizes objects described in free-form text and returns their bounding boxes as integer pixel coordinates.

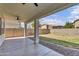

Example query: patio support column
[34,19,39,44]
[24,23,27,37]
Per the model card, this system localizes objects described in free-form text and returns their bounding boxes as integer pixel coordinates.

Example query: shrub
[64,22,74,28]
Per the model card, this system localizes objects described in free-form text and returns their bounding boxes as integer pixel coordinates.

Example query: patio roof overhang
[0,3,77,23]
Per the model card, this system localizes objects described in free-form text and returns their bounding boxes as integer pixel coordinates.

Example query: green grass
[29,36,79,49]
[39,36,79,49]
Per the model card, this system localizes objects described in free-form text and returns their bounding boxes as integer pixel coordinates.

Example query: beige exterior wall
[4,14,20,28]
[3,14,24,38]
[74,21,79,28]
[40,25,47,29]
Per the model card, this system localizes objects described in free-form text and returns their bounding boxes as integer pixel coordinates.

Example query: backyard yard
[39,33,79,49]
[30,33,79,49]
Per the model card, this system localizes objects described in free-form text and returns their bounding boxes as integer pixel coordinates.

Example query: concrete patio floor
[0,37,63,56]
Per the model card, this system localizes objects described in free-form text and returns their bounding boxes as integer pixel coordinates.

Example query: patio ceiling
[0,3,77,23]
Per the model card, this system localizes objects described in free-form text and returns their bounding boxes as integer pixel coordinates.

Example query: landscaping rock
[40,41,79,56]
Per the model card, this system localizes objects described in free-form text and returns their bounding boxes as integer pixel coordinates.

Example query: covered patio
[0,3,77,56]
[0,37,63,56]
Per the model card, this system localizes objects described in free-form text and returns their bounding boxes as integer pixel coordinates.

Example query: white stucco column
[24,23,27,37]
[34,19,39,44]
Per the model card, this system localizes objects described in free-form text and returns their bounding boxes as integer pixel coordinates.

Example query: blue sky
[40,4,79,26]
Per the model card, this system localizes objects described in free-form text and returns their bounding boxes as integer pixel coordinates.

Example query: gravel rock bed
[40,41,79,56]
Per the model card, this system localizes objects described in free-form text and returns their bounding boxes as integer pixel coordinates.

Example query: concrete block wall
[50,29,79,36]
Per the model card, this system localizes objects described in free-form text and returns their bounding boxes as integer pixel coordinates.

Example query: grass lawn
[39,36,79,49]
[29,34,79,49]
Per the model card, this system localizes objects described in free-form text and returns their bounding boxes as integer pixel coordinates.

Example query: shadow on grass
[29,36,79,49]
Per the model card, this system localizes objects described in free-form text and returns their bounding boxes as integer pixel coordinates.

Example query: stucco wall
[4,14,20,28]
[0,13,17,46]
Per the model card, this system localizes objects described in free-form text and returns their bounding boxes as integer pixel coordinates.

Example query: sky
[39,4,79,26]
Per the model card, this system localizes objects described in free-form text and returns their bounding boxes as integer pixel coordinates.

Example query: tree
[64,22,74,28]
[31,20,40,29]
[32,21,34,29]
